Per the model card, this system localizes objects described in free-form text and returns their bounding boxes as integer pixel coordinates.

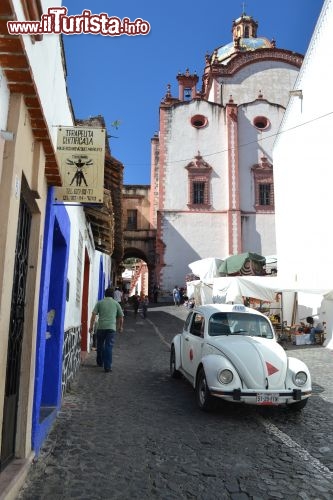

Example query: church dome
[215,37,273,64]
[211,13,274,65]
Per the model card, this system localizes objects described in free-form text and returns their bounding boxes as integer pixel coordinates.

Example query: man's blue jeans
[96,329,115,370]
[310,327,322,344]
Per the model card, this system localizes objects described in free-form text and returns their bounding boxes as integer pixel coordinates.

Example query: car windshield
[208,312,274,339]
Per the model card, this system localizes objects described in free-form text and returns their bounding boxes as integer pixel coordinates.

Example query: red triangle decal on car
[266,361,279,376]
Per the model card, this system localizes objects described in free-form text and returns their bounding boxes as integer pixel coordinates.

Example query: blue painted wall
[32,187,70,453]
[98,255,105,300]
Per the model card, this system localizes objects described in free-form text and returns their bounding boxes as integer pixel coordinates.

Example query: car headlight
[293,371,307,386]
[217,369,233,384]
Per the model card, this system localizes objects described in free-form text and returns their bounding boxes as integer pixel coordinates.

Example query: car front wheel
[170,345,181,379]
[196,368,215,411]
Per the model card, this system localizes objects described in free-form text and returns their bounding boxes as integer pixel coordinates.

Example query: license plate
[256,393,279,405]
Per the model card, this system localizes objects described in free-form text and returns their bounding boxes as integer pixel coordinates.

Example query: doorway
[1,196,32,470]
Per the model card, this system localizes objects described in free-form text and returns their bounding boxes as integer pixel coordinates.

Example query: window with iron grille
[252,158,274,211]
[186,154,212,209]
[127,209,137,230]
[259,183,272,206]
[193,182,205,204]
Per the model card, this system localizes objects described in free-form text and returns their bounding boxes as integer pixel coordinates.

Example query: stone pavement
[16,303,333,500]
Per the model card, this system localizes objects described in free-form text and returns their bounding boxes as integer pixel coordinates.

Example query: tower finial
[242,1,246,15]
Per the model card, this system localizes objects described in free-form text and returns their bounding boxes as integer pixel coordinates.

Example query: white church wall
[237,102,279,211]
[163,101,227,211]
[218,61,299,107]
[161,212,227,291]
[241,213,276,256]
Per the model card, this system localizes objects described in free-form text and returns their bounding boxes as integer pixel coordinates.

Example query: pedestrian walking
[113,286,123,305]
[123,289,129,304]
[132,293,140,318]
[152,283,159,303]
[141,295,149,318]
[173,285,180,306]
[89,287,124,373]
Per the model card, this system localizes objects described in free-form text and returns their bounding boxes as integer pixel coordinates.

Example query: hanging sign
[54,126,105,203]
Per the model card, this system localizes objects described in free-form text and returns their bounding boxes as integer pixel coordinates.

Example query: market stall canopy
[208,275,333,304]
[219,253,266,276]
[213,276,278,303]
[188,257,224,280]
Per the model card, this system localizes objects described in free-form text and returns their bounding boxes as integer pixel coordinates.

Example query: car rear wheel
[287,398,308,411]
[170,345,181,379]
[196,368,215,411]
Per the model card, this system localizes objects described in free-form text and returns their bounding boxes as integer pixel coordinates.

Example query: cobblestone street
[17,303,333,500]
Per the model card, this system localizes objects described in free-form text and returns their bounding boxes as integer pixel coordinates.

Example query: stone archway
[122,246,156,299]
[122,184,157,297]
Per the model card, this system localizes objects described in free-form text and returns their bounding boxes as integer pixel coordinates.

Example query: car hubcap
[199,376,207,405]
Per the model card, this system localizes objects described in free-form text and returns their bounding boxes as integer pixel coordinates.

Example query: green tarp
[219,252,266,276]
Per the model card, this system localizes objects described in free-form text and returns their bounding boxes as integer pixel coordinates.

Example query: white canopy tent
[188,257,224,281]
[185,263,333,347]
[187,275,333,304]
[186,275,333,323]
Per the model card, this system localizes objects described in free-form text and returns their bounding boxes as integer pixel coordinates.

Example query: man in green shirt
[89,288,124,372]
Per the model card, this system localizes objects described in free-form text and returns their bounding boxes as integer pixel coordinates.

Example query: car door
[182,312,205,380]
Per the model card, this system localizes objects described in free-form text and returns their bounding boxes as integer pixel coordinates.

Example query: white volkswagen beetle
[170,304,311,411]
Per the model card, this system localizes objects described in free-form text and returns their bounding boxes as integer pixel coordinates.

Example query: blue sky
[62,0,324,185]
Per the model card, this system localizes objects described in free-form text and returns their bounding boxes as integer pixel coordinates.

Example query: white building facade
[151,13,302,292]
[0,0,116,494]
[273,0,333,348]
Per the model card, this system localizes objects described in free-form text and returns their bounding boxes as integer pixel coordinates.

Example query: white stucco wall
[0,69,10,182]
[216,61,299,107]
[64,207,111,327]
[238,101,285,210]
[161,212,228,291]
[241,214,276,256]
[273,0,333,347]
[274,0,333,288]
[12,0,74,138]
[64,207,88,329]
[0,68,10,130]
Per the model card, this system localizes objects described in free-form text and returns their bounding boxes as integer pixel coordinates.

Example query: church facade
[150,13,303,292]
